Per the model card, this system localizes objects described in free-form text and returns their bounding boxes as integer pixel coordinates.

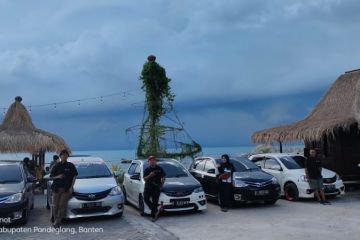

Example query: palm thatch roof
[252,69,360,144]
[0,96,70,153]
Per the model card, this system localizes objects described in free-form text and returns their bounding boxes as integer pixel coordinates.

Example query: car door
[202,159,218,197]
[124,162,137,203]
[131,163,142,204]
[263,158,284,183]
[190,159,206,186]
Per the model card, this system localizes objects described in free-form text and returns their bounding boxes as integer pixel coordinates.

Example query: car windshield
[74,162,112,179]
[231,158,260,172]
[0,164,23,183]
[144,161,189,178]
[279,156,306,169]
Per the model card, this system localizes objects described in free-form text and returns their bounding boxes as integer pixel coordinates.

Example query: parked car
[249,153,345,201]
[123,159,207,215]
[45,156,124,219]
[190,156,281,205]
[0,160,35,224]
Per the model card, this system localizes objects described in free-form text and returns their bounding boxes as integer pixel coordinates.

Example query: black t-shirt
[50,161,78,191]
[143,165,166,189]
[305,156,322,179]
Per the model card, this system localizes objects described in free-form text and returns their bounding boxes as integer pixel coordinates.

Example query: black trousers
[219,182,232,209]
[144,186,161,218]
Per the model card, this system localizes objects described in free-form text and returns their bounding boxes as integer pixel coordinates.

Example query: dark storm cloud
[0,0,359,149]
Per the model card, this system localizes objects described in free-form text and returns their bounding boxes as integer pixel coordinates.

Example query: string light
[0,90,141,112]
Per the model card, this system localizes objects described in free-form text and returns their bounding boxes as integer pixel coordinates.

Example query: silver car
[46,156,124,219]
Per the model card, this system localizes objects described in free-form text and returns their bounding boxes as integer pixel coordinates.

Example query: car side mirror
[207,169,216,174]
[130,173,140,180]
[27,176,37,182]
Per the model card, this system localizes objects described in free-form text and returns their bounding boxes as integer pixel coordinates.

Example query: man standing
[50,150,78,227]
[305,149,330,205]
[143,155,166,221]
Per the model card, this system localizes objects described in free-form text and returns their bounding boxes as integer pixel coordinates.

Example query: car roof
[68,156,105,164]
[250,153,303,158]
[0,160,22,165]
[194,156,249,160]
[130,158,179,164]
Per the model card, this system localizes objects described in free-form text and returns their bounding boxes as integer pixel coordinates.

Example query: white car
[46,156,124,219]
[249,153,345,201]
[123,159,207,214]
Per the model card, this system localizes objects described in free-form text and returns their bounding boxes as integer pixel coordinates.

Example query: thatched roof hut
[252,69,360,144]
[0,96,70,153]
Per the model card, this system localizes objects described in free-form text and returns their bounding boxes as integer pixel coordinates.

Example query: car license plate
[170,198,190,207]
[82,202,102,208]
[255,190,269,196]
[325,184,335,191]
[174,200,190,207]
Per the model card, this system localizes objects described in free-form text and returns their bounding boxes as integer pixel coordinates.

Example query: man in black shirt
[143,155,166,221]
[305,149,330,205]
[50,149,78,227]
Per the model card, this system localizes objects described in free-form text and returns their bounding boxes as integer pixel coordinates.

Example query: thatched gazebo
[0,96,70,166]
[252,69,360,182]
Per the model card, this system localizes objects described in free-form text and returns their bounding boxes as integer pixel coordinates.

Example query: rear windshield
[279,156,306,169]
[0,164,23,183]
[74,162,112,179]
[144,161,189,178]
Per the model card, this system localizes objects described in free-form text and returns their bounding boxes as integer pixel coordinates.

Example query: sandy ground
[2,189,360,240]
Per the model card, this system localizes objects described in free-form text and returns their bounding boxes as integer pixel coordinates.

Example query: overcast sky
[0,0,359,150]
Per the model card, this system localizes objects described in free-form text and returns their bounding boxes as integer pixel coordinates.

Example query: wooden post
[279,141,283,153]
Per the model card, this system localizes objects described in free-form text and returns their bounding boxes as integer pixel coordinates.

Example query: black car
[190,156,281,205]
[0,161,36,224]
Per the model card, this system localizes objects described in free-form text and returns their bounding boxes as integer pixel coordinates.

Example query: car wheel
[122,187,128,204]
[30,200,34,210]
[138,195,145,216]
[20,209,28,224]
[284,183,299,201]
[114,211,123,217]
[265,199,277,205]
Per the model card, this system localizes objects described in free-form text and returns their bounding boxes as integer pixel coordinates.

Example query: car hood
[162,176,200,191]
[0,182,23,199]
[74,177,117,193]
[233,171,273,183]
[286,168,336,178]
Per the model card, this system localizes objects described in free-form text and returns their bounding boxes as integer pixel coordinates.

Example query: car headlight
[4,193,23,203]
[299,175,309,182]
[271,177,279,185]
[336,174,341,181]
[109,186,123,196]
[233,179,248,188]
[193,186,204,193]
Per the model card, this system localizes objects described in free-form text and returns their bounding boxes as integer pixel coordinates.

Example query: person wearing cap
[50,149,78,227]
[143,155,166,221]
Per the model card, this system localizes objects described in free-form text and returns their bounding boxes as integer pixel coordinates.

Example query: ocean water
[0,146,254,168]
